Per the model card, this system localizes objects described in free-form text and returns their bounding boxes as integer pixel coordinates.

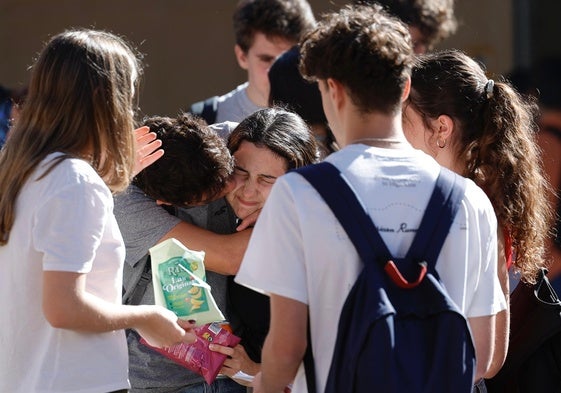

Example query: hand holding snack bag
[141,322,240,385]
[150,238,224,325]
[146,238,240,384]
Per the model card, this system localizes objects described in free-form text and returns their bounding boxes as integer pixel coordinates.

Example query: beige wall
[0,1,512,117]
[445,1,513,76]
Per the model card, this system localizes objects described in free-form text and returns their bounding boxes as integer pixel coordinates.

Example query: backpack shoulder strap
[189,96,219,125]
[122,204,180,306]
[295,162,389,264]
[122,255,152,305]
[296,162,466,287]
[406,166,466,265]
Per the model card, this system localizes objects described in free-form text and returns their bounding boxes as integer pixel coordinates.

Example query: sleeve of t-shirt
[235,176,309,305]
[436,182,506,318]
[464,187,506,317]
[34,178,111,273]
[209,121,238,141]
[114,185,181,267]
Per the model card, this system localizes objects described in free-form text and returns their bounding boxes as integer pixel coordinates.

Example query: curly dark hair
[353,0,457,50]
[299,4,414,114]
[133,113,233,206]
[233,0,316,52]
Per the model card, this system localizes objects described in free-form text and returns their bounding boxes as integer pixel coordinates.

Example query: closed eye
[233,166,249,179]
[258,175,277,185]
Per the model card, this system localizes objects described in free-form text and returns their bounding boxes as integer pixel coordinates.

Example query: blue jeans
[178,378,246,393]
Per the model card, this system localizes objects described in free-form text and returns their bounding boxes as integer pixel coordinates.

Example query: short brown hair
[354,0,457,50]
[233,0,316,52]
[134,113,233,206]
[300,4,414,114]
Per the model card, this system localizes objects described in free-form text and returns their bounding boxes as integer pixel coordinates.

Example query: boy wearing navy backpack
[235,4,506,393]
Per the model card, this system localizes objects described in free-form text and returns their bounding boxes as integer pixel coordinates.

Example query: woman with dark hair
[179,107,318,385]
[0,29,195,392]
[403,49,552,383]
[226,107,319,221]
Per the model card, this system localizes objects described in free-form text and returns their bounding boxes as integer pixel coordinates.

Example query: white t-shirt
[236,144,506,393]
[0,153,129,393]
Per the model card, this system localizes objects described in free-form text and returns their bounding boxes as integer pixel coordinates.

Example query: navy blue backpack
[296,162,475,393]
[189,96,219,125]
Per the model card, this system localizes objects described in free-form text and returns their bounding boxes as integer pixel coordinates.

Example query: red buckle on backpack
[384,260,427,289]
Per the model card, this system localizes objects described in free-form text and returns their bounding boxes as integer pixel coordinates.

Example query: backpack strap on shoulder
[189,96,219,125]
[121,205,179,306]
[295,162,391,263]
[406,166,466,265]
[122,255,152,306]
[295,162,466,289]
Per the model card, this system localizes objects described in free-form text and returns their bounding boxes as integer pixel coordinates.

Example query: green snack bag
[149,238,225,325]
[158,257,210,315]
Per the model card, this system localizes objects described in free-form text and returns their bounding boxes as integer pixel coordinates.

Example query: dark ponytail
[408,49,553,283]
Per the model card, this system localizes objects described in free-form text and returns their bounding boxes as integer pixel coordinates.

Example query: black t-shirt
[227,275,270,363]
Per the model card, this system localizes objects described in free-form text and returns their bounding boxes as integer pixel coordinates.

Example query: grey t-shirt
[215,82,263,123]
[114,185,233,392]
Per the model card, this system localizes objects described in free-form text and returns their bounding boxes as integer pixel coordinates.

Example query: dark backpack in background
[485,268,561,393]
[189,96,219,125]
[296,162,475,393]
[122,254,152,306]
[122,205,176,306]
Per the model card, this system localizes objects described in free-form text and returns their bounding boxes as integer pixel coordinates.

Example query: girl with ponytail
[403,49,553,381]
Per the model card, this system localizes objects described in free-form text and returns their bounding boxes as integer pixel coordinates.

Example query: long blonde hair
[0,29,141,245]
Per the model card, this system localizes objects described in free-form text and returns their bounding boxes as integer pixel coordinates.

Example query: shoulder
[215,83,261,123]
[454,177,498,246]
[34,154,110,201]
[216,82,249,102]
[41,154,102,182]
[115,185,182,266]
[114,183,148,205]
[462,178,496,219]
[114,185,180,225]
[209,121,239,140]
[266,171,323,216]
[176,203,209,227]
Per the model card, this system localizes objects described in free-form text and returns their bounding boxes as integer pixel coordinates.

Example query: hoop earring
[436,138,447,149]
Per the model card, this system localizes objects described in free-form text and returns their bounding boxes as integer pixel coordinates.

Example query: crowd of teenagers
[0,0,559,392]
